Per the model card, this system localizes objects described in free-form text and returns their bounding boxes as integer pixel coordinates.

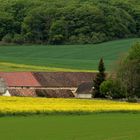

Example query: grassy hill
[0,38,139,72]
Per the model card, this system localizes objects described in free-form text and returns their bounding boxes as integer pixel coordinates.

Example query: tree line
[0,0,140,45]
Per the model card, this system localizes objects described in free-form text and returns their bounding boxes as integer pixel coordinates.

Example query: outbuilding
[76,82,94,99]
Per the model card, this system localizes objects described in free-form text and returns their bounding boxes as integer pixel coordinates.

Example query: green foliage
[100,80,126,99]
[116,43,140,98]
[100,80,113,98]
[104,43,140,99]
[91,32,107,43]
[12,34,24,44]
[0,0,140,44]
[49,19,67,44]
[94,58,106,97]
[2,34,13,43]
[127,43,140,60]
[22,8,52,43]
[0,12,14,40]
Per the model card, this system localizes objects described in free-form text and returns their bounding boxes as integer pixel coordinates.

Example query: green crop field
[0,38,139,72]
[0,113,140,140]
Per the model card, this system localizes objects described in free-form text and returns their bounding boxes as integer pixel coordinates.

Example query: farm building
[0,72,96,98]
[0,72,41,97]
[0,72,41,88]
[76,82,94,99]
[33,72,96,98]
[0,78,7,94]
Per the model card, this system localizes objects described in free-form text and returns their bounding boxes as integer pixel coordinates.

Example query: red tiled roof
[0,72,41,87]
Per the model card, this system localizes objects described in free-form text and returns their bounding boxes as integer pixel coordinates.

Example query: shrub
[127,96,139,103]
[12,34,24,44]
[100,80,126,99]
[100,80,113,98]
[2,34,13,43]
[77,34,90,44]
[69,34,90,44]
[49,34,64,45]
[91,32,107,44]
[69,35,77,44]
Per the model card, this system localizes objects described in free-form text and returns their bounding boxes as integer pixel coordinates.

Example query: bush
[100,80,126,99]
[49,34,64,45]
[68,35,77,44]
[127,96,139,103]
[12,34,24,44]
[100,80,113,98]
[77,34,90,44]
[91,32,107,44]
[2,34,13,43]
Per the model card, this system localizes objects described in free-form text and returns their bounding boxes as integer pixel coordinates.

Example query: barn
[0,72,96,98]
[0,72,41,97]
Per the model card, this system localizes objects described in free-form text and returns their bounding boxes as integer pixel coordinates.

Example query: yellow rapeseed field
[0,96,140,115]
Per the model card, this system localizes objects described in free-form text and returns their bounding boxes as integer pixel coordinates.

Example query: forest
[0,0,140,44]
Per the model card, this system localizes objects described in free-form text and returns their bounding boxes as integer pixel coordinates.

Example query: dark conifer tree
[93,58,106,98]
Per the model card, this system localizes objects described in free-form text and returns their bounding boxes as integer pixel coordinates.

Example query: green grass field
[0,113,140,140]
[0,38,139,71]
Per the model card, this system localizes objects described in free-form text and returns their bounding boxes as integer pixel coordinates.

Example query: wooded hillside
[0,0,140,44]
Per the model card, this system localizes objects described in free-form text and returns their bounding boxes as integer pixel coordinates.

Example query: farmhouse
[0,72,96,98]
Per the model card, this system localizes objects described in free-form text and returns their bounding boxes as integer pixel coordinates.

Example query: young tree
[93,58,106,98]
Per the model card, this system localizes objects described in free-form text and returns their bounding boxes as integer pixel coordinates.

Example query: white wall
[2,90,11,97]
[76,94,92,99]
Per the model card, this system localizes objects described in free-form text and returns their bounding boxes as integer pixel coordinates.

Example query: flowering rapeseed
[0,97,140,115]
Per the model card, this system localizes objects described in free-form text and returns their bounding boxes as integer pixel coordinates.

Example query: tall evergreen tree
[93,58,106,98]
